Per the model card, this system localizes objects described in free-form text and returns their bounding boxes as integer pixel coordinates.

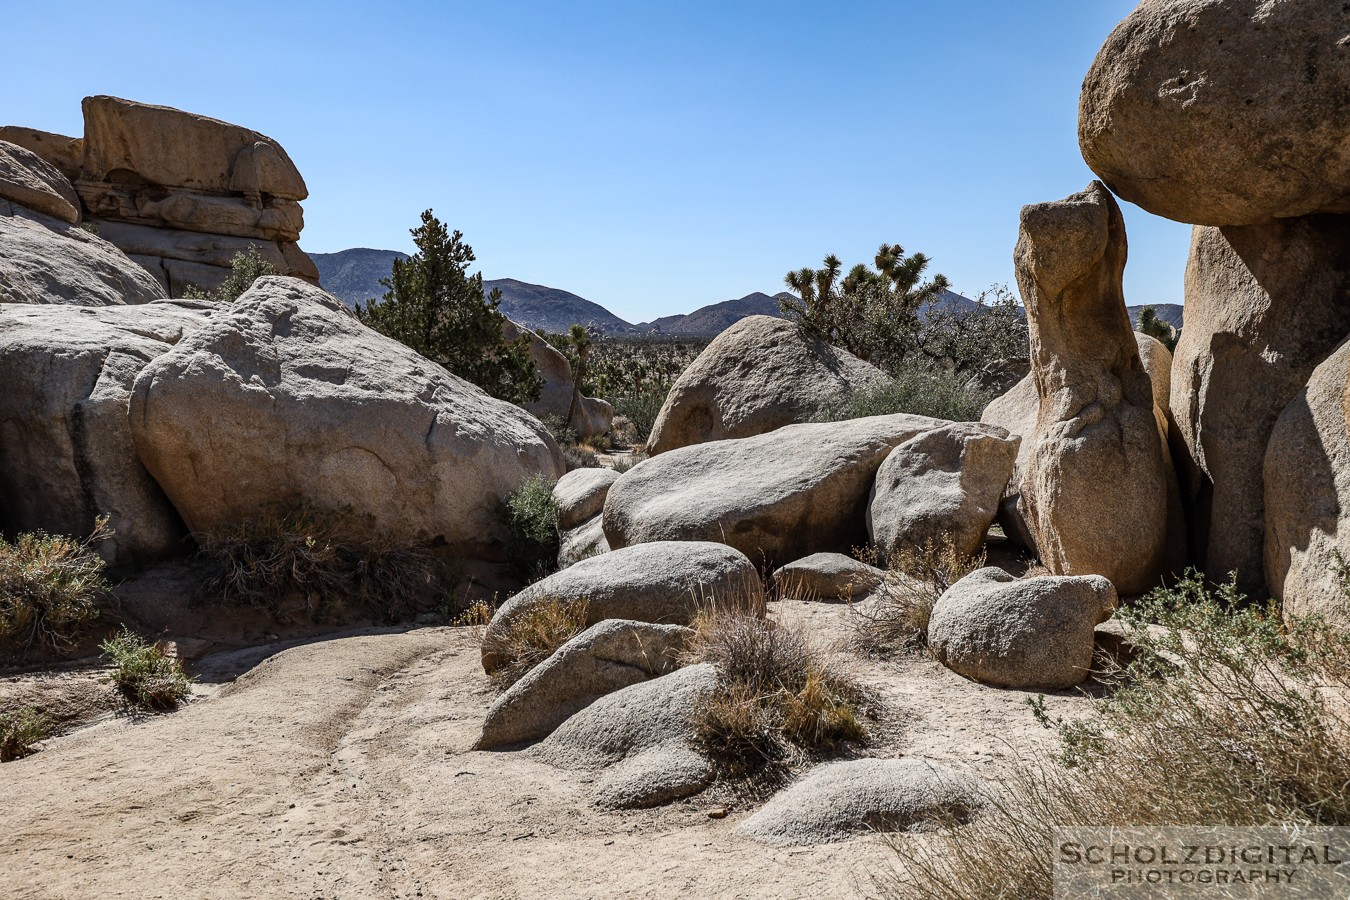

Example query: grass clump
[0,706,50,761]
[500,475,561,582]
[852,536,985,655]
[685,605,871,776]
[197,502,444,621]
[480,596,589,689]
[815,363,992,424]
[101,629,193,710]
[0,518,111,656]
[879,569,1350,899]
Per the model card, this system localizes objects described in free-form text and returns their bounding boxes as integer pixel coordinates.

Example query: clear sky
[4,0,1187,322]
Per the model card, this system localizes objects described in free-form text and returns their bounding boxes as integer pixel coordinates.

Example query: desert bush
[499,475,562,582]
[183,245,277,303]
[610,452,647,474]
[479,596,589,689]
[0,518,111,655]
[852,537,985,655]
[814,362,992,424]
[685,605,870,775]
[196,502,444,621]
[878,570,1350,899]
[0,706,50,762]
[101,629,193,710]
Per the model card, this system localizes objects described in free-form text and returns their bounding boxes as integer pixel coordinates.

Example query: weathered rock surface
[0,127,83,183]
[554,468,620,531]
[867,422,1018,561]
[0,202,166,306]
[557,515,610,568]
[476,619,690,749]
[503,319,612,440]
[483,541,759,672]
[1080,0,1350,226]
[604,414,946,564]
[736,758,992,846]
[1265,336,1350,624]
[533,663,718,808]
[1172,218,1350,593]
[0,301,209,564]
[1017,182,1172,594]
[928,567,1117,690]
[646,315,887,454]
[129,276,563,555]
[0,140,80,224]
[772,553,885,601]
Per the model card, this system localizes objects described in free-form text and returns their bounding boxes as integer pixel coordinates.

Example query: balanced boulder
[772,553,885,601]
[867,422,1018,561]
[0,301,209,564]
[928,567,1117,690]
[646,315,886,454]
[1080,0,1350,226]
[0,140,79,224]
[476,619,690,749]
[129,276,563,554]
[1016,182,1172,595]
[736,758,992,846]
[554,467,620,531]
[604,414,946,565]
[482,541,759,673]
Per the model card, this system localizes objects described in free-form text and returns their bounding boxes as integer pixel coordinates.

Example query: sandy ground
[0,599,1088,899]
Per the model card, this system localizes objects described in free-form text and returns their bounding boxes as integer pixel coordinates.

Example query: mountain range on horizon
[310,248,1183,338]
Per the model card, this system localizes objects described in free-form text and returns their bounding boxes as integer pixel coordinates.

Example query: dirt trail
[0,601,1084,899]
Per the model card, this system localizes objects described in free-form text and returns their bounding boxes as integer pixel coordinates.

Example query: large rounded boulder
[646,315,886,454]
[0,139,80,224]
[128,276,564,554]
[1079,0,1350,226]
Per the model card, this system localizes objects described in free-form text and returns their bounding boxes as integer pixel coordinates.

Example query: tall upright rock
[1016,182,1173,595]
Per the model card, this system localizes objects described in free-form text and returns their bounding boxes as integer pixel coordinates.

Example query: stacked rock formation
[4,96,319,297]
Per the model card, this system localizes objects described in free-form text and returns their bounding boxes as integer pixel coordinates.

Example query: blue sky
[5,1,1187,322]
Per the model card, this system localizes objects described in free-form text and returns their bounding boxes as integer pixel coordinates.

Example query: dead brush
[684,603,872,777]
[196,501,445,622]
[851,536,985,655]
[0,706,50,762]
[874,570,1350,899]
[0,517,112,657]
[479,596,590,690]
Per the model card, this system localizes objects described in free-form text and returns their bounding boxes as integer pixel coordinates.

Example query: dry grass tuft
[685,604,871,776]
[0,518,111,656]
[875,570,1350,899]
[101,628,193,711]
[0,706,50,762]
[480,596,590,689]
[852,536,985,655]
[196,502,445,621]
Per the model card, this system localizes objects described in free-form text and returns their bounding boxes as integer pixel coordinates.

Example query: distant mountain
[486,278,638,334]
[1128,303,1184,329]
[637,292,789,335]
[310,248,406,307]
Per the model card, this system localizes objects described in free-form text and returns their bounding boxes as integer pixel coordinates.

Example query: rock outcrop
[1016,182,1173,594]
[736,759,992,846]
[482,541,760,673]
[0,140,79,224]
[1079,0,1350,227]
[0,201,166,306]
[129,276,563,555]
[604,414,946,565]
[772,553,885,601]
[553,467,620,531]
[867,422,1018,561]
[557,516,610,568]
[476,619,690,749]
[646,315,887,454]
[1265,336,1350,623]
[5,96,320,297]
[502,319,612,439]
[0,301,209,564]
[1172,219,1350,591]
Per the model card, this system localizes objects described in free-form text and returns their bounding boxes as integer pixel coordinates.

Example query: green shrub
[101,629,193,710]
[183,245,277,303]
[612,388,668,445]
[814,363,992,424]
[879,570,1350,899]
[479,596,589,689]
[0,518,110,655]
[196,502,445,621]
[0,706,50,762]
[500,476,561,582]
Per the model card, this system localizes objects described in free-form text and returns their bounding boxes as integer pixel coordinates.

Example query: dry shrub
[196,502,445,621]
[685,604,871,776]
[0,518,111,656]
[876,570,1350,899]
[853,536,985,654]
[480,596,589,689]
[101,628,193,710]
[0,706,50,762]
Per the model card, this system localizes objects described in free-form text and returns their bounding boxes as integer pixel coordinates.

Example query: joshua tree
[564,323,593,428]
[1135,305,1179,351]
